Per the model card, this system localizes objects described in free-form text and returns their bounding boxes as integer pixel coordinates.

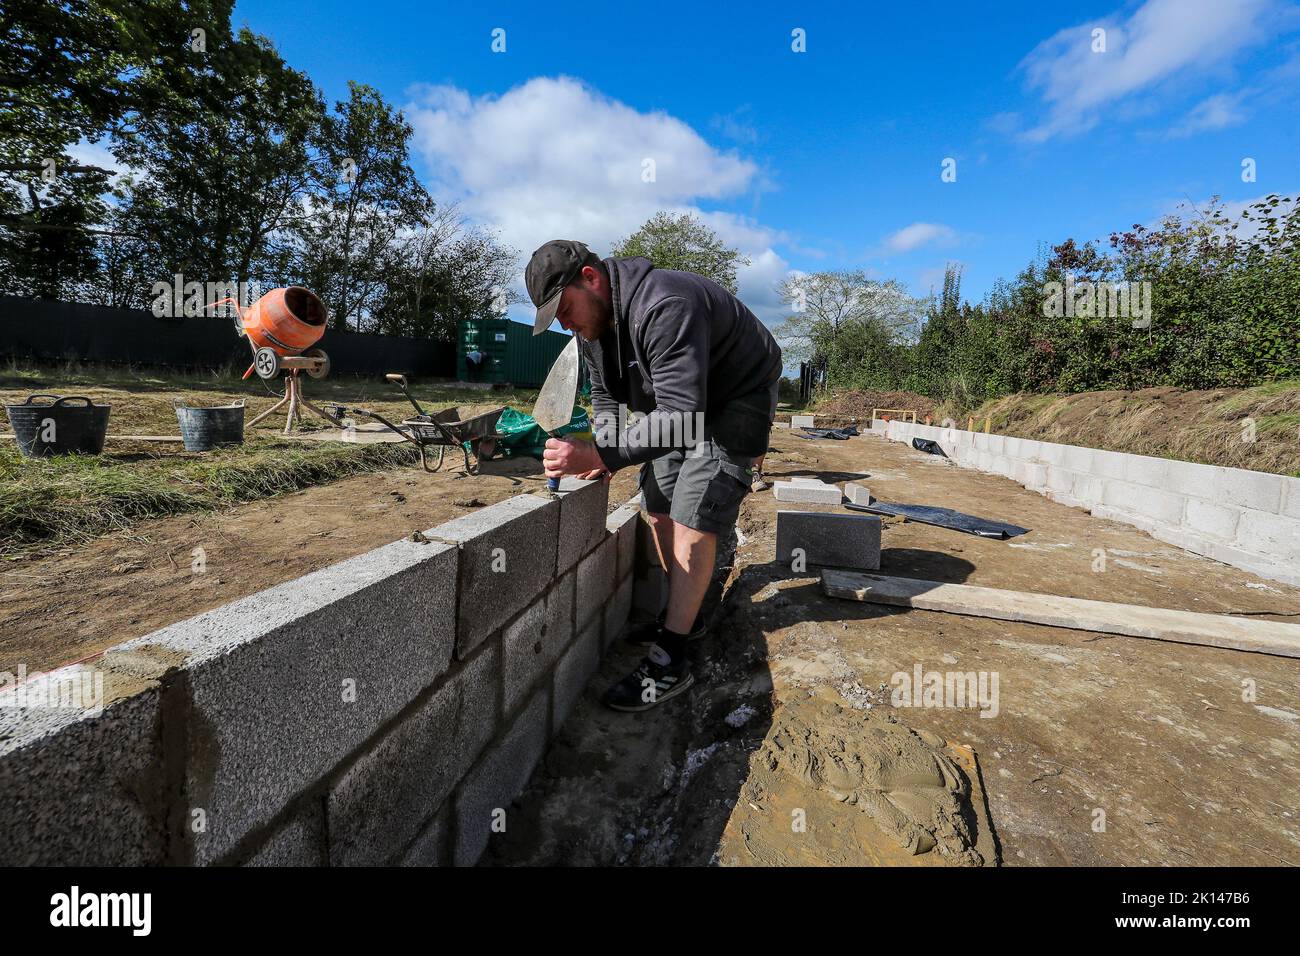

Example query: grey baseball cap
[526,239,593,334]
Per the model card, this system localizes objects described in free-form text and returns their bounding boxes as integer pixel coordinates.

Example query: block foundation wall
[0,478,644,866]
[875,420,1300,588]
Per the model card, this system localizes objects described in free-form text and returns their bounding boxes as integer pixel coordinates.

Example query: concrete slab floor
[482,428,1300,867]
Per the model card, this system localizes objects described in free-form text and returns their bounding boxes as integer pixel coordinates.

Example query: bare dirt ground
[482,426,1300,867]
[0,453,638,673]
[812,388,937,421]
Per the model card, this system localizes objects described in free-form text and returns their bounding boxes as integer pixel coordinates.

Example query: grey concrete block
[604,572,634,650]
[1101,479,1184,525]
[844,482,872,506]
[576,536,617,634]
[0,673,165,865]
[773,481,842,504]
[606,500,641,581]
[775,510,881,570]
[102,535,460,866]
[1184,498,1242,541]
[1236,509,1300,559]
[1213,468,1286,514]
[553,618,600,731]
[1163,458,1225,499]
[1013,461,1049,491]
[553,477,610,572]
[429,494,560,658]
[245,797,326,866]
[453,686,551,866]
[790,476,824,485]
[502,573,574,715]
[1282,479,1300,521]
[1121,453,1171,488]
[399,804,450,866]
[1060,443,1096,473]
[326,640,499,867]
[791,415,815,429]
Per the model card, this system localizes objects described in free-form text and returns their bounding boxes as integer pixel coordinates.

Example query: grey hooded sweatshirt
[583,256,783,472]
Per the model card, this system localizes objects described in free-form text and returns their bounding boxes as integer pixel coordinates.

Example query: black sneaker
[623,611,707,646]
[602,644,695,712]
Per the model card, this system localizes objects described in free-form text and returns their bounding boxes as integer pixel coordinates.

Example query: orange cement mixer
[208,286,340,433]
[209,286,329,380]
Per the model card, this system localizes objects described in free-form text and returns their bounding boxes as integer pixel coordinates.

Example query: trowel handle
[547,476,560,491]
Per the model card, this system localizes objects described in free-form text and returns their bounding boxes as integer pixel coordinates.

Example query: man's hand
[543,437,606,482]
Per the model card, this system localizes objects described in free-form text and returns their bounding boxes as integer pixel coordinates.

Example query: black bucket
[5,395,111,457]
[174,400,245,452]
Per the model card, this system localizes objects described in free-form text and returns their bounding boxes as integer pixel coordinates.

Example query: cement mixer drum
[241,286,327,355]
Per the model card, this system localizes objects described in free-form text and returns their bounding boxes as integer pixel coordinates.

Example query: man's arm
[582,338,621,445]
[595,295,707,471]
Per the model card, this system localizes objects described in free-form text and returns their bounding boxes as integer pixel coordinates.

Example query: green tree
[610,211,748,293]
[0,0,222,297]
[111,20,323,292]
[294,83,434,330]
[370,206,519,340]
[773,270,924,392]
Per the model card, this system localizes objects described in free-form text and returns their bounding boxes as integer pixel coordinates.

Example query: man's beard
[594,297,614,339]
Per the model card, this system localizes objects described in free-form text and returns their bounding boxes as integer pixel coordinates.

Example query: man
[527,239,782,712]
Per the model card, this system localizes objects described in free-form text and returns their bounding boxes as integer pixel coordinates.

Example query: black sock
[656,627,688,664]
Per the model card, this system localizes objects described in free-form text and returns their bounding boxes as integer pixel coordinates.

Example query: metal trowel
[531,335,581,491]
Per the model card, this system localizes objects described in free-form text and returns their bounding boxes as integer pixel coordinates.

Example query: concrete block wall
[0,478,640,866]
[874,420,1300,587]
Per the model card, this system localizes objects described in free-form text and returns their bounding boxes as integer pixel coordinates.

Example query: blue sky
[231,0,1300,331]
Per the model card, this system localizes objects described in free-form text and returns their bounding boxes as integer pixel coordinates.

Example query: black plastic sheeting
[797,425,860,440]
[845,501,1030,539]
[912,437,947,457]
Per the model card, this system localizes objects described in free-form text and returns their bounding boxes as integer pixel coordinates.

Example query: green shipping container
[457,318,574,388]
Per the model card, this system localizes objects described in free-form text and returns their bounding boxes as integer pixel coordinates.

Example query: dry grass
[953,381,1300,477]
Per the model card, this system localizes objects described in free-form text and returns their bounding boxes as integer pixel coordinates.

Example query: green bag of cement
[494,405,592,459]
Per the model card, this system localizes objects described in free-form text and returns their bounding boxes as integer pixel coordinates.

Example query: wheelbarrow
[326,375,504,475]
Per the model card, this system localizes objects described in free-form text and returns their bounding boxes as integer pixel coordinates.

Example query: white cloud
[404,76,796,328]
[882,222,957,254]
[1168,92,1250,137]
[1018,0,1277,142]
[407,76,758,257]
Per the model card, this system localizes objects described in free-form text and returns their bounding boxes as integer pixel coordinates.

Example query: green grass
[0,360,545,558]
[1214,378,1300,413]
[0,438,420,559]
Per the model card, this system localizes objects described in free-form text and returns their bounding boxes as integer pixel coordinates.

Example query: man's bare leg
[645,512,713,632]
[663,520,715,634]
[645,511,674,580]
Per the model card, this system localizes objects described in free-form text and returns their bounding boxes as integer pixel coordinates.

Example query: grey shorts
[639,380,778,535]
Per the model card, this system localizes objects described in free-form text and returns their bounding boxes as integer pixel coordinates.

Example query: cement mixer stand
[247,346,341,434]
